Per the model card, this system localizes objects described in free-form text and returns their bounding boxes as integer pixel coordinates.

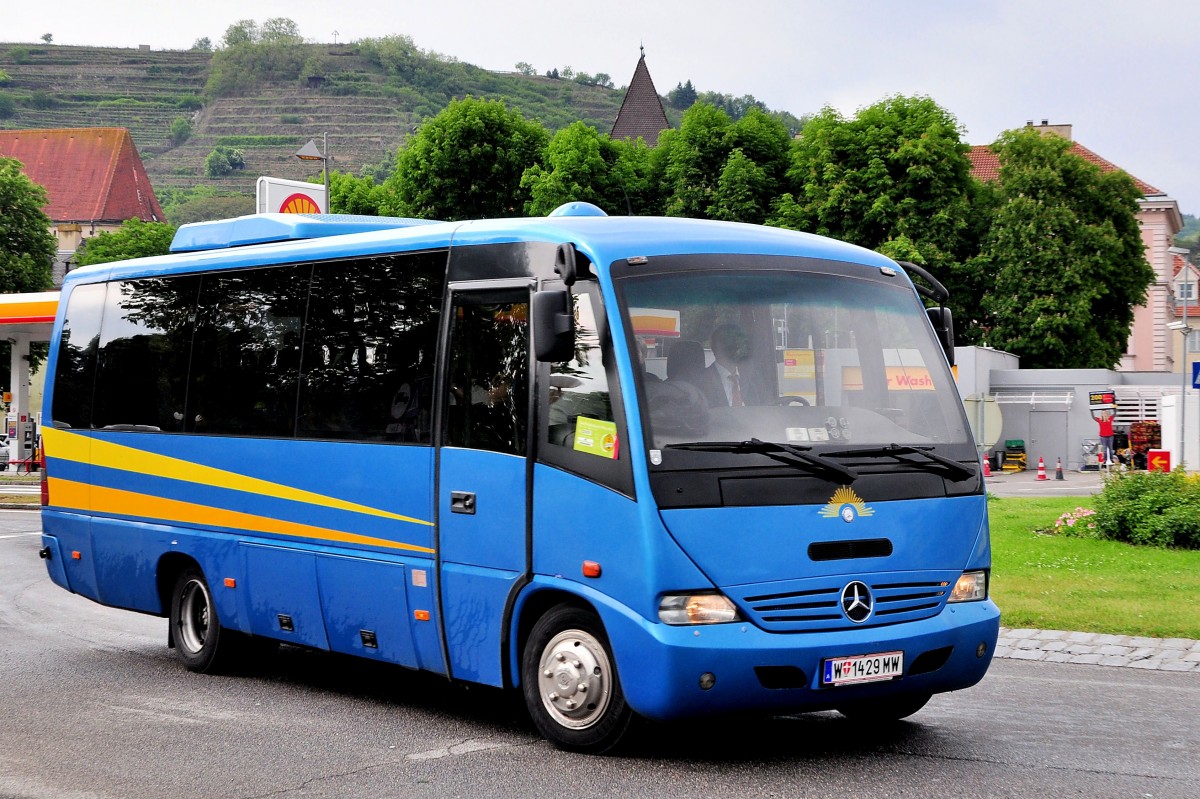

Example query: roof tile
[0,127,164,223]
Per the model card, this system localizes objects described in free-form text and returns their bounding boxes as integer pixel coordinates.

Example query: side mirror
[554,242,577,286]
[927,306,955,367]
[533,290,575,362]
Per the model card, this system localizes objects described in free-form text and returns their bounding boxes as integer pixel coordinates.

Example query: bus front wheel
[521,606,634,754]
[169,568,234,673]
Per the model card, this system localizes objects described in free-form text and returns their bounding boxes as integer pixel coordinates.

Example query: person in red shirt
[1096,410,1114,465]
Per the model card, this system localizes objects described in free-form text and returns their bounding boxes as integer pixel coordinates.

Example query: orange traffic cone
[982,456,992,478]
[1055,457,1064,480]
[1036,456,1048,481]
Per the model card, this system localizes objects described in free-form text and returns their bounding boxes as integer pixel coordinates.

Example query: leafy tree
[203,146,245,177]
[73,218,176,266]
[40,33,52,44]
[0,157,56,293]
[521,122,652,216]
[0,92,14,119]
[514,61,535,76]
[974,127,1152,368]
[0,69,11,85]
[709,149,769,223]
[222,19,259,48]
[770,95,980,313]
[657,102,734,218]
[260,17,303,45]
[169,116,192,146]
[381,97,548,220]
[191,37,213,52]
[327,170,385,215]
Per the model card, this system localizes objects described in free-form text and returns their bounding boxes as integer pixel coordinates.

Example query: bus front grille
[730,570,959,633]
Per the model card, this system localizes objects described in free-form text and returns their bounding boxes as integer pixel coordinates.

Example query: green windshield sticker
[573,416,619,459]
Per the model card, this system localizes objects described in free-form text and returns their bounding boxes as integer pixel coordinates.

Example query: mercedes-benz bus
[39,204,998,752]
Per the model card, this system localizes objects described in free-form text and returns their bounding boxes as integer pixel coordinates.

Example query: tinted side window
[444,289,529,455]
[51,283,107,429]
[298,251,445,442]
[189,265,311,437]
[93,277,200,432]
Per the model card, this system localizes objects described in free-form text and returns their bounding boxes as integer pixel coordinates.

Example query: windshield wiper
[824,444,976,480]
[665,438,859,482]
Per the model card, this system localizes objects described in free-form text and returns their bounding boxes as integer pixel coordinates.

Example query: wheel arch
[509,586,597,689]
[156,552,202,619]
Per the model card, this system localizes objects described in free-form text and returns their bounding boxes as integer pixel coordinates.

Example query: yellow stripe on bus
[42,427,432,528]
[49,477,435,554]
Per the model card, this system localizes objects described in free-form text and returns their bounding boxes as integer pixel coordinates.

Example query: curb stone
[995,627,1200,672]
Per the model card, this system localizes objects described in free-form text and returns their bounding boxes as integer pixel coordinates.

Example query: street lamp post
[1168,245,1192,469]
[295,133,329,213]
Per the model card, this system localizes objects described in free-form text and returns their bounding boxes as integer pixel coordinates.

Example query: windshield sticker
[574,417,619,459]
[819,486,875,519]
[786,427,810,442]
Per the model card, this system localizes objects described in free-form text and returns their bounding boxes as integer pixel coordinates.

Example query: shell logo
[278,192,322,214]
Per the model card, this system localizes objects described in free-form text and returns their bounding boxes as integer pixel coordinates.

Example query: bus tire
[521,606,634,754]
[169,568,235,674]
[836,691,931,722]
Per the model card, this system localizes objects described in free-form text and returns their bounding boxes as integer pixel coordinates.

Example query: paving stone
[1098,645,1133,656]
[1160,660,1198,672]
[1068,654,1103,665]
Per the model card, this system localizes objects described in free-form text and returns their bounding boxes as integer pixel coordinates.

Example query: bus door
[437,284,531,686]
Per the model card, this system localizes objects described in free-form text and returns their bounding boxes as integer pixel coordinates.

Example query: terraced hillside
[0,42,629,199]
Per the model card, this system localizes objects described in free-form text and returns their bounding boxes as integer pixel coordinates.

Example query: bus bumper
[599,599,1000,722]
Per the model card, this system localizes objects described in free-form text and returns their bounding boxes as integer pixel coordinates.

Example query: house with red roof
[967,120,1184,374]
[0,127,163,285]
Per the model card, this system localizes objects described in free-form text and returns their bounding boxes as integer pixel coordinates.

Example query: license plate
[822,650,903,686]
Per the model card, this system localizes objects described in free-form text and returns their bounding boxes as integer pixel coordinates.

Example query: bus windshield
[616,258,971,460]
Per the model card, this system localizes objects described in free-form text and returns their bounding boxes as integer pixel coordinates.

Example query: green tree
[74,218,176,266]
[191,37,213,52]
[40,33,53,44]
[668,80,697,110]
[259,17,303,44]
[327,170,385,215]
[974,127,1152,368]
[514,61,535,76]
[770,95,980,310]
[0,157,55,293]
[657,102,734,218]
[709,149,769,223]
[169,116,192,146]
[221,19,259,48]
[521,122,650,216]
[203,146,245,177]
[381,97,548,220]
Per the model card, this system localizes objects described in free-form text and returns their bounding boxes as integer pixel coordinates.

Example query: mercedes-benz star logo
[840,581,873,623]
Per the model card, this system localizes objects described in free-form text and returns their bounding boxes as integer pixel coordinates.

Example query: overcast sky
[8,0,1199,217]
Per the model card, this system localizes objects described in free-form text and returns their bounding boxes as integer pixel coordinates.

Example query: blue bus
[39,204,998,752]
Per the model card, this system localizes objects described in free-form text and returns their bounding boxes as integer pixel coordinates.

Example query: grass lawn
[989,496,1200,639]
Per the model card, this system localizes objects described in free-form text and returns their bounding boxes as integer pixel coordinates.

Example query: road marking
[0,532,41,539]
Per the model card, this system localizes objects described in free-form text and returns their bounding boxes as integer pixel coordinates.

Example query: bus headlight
[658,593,741,625]
[948,570,988,602]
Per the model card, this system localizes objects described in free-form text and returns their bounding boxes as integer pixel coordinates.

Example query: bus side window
[538,287,633,496]
[444,290,529,456]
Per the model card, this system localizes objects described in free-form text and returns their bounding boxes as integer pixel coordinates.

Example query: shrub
[0,92,15,118]
[169,116,192,145]
[204,146,246,177]
[1086,469,1200,549]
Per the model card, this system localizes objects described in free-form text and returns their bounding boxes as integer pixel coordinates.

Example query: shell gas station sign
[256,176,327,215]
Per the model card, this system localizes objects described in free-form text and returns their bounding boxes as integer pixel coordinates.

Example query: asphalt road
[2,510,1198,799]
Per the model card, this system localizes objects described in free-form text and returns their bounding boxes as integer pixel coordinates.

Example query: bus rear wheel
[521,606,634,754]
[169,568,235,673]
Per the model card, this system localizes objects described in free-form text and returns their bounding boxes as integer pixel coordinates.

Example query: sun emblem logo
[819,486,874,521]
